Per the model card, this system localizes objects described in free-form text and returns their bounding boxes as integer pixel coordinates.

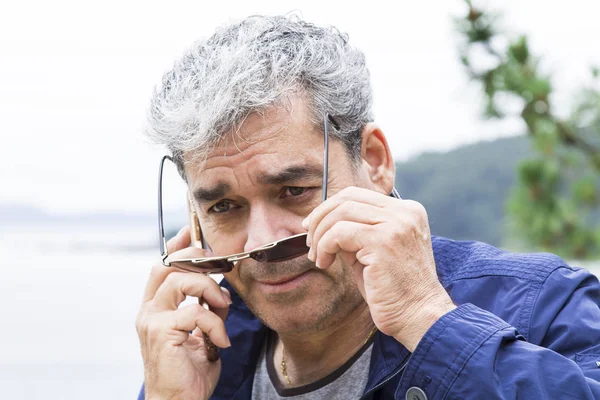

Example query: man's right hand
[136,226,232,400]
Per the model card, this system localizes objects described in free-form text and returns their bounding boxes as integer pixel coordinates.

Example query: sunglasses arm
[161,247,171,266]
[391,187,402,199]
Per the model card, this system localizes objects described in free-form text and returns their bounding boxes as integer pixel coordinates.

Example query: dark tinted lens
[170,259,234,274]
[250,235,309,263]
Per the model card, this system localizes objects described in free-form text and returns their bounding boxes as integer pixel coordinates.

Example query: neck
[273,301,375,387]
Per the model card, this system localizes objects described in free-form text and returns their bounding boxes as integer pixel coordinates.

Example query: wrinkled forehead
[183,102,325,179]
[180,132,328,204]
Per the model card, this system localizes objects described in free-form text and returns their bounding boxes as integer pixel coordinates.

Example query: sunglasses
[157,114,333,274]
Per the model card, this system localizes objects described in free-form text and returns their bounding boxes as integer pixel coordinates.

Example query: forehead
[184,101,325,182]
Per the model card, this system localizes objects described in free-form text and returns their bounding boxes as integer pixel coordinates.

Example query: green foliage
[455,1,600,259]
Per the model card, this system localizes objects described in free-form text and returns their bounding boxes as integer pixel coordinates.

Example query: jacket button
[406,386,427,400]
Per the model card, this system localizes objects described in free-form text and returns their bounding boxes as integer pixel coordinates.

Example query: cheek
[201,221,248,255]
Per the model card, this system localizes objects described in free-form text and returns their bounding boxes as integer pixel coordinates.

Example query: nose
[243,202,296,252]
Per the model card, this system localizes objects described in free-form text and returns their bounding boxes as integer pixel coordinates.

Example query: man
[136,15,600,399]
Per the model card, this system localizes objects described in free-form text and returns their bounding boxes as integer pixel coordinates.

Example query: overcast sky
[1,0,599,215]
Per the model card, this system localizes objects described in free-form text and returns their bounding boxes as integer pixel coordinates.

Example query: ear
[360,123,396,194]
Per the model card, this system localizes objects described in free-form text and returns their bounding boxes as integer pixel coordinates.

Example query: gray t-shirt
[251,332,373,400]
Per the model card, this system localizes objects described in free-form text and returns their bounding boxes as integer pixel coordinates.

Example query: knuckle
[145,317,164,339]
[203,316,220,334]
[350,225,362,242]
[135,305,155,334]
[313,222,326,242]
[336,186,353,200]
[135,312,146,334]
[192,303,208,319]
[340,200,359,217]
[331,220,346,235]
[162,271,180,286]
[193,274,216,293]
[196,308,218,330]
[163,271,188,292]
[337,186,350,197]
[408,216,421,232]
[174,307,194,330]
[406,200,428,219]
[390,221,411,240]
[344,186,359,197]
[179,278,198,296]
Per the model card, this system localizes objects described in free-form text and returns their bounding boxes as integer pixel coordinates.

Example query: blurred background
[1,0,599,398]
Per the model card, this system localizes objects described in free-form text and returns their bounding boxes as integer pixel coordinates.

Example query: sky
[1,0,599,215]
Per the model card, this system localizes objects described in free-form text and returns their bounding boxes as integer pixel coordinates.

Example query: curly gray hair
[146,14,374,173]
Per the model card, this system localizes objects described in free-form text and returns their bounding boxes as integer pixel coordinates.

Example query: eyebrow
[257,164,323,185]
[192,164,323,203]
[192,182,231,203]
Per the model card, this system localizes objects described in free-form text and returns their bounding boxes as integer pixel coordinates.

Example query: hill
[395,135,532,246]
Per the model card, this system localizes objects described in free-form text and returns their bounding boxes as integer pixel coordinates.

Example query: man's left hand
[302,187,456,352]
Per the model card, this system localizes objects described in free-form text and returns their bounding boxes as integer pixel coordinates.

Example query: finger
[142,226,191,302]
[200,290,230,324]
[314,221,372,269]
[198,294,230,362]
[335,249,367,297]
[171,303,231,348]
[153,272,231,311]
[169,246,214,260]
[304,187,391,247]
[168,225,192,253]
[214,287,232,321]
[308,201,386,264]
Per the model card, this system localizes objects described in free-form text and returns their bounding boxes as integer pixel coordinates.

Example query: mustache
[239,256,316,281]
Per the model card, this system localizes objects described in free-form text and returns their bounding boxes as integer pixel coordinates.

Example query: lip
[256,270,315,292]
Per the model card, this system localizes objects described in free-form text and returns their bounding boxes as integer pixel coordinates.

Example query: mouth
[258,270,310,285]
[256,269,315,293]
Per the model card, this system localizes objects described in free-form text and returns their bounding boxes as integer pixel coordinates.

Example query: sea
[0,223,598,399]
[0,223,196,400]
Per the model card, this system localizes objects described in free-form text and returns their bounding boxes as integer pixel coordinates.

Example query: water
[1,225,598,399]
[0,226,155,399]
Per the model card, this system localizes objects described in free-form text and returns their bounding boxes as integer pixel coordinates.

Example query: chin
[249,288,363,335]
[246,296,327,333]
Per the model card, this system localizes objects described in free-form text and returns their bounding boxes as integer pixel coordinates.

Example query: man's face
[184,99,373,334]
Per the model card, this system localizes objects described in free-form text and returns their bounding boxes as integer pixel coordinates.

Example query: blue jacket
[138,236,600,399]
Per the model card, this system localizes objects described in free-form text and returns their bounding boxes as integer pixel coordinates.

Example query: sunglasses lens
[250,234,309,263]
[166,247,234,273]
[170,259,234,274]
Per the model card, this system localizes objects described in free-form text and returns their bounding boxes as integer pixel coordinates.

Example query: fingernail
[226,336,232,347]
[302,215,310,230]
[315,258,322,269]
[308,248,314,262]
[306,235,311,247]
[221,287,232,305]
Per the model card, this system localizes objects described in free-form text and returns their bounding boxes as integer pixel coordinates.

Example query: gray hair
[146,14,374,172]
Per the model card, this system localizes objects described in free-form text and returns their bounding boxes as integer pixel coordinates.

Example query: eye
[209,200,234,214]
[283,186,307,197]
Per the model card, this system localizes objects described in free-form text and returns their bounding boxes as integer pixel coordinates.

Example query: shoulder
[430,236,594,340]
[431,235,570,286]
